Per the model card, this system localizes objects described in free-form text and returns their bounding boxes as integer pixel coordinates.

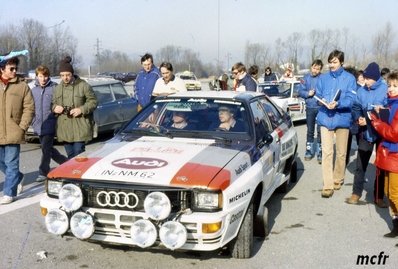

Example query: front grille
[81,182,192,212]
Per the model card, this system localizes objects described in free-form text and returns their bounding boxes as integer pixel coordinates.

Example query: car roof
[161,90,265,102]
[51,76,122,86]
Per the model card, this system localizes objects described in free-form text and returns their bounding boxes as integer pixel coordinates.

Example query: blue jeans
[64,142,85,159]
[306,107,321,143]
[39,135,68,176]
[0,144,22,197]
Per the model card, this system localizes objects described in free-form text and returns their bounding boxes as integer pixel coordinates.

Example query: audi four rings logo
[112,157,168,169]
[96,191,139,208]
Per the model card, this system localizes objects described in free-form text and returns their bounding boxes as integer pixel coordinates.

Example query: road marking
[0,184,45,215]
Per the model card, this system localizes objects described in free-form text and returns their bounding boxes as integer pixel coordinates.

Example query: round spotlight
[70,212,95,240]
[159,221,187,250]
[130,219,157,248]
[144,192,171,220]
[59,184,83,212]
[45,208,69,235]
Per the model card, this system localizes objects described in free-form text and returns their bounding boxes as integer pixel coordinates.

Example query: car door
[249,99,279,190]
[258,97,294,175]
[111,83,138,122]
[92,84,119,131]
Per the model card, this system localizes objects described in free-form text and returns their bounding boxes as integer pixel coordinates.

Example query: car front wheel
[229,202,254,259]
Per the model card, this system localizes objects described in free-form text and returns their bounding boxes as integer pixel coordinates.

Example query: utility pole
[94,38,102,73]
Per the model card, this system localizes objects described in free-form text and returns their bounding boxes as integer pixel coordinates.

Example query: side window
[112,83,129,100]
[249,100,272,142]
[93,85,113,104]
[258,97,283,130]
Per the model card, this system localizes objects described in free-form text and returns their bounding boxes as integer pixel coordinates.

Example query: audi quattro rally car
[40,91,298,259]
[258,81,306,122]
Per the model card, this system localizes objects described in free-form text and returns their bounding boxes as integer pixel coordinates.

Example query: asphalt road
[0,122,397,269]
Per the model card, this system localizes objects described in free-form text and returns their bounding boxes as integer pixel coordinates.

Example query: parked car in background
[258,80,306,122]
[27,77,138,139]
[40,91,298,259]
[175,70,201,90]
[97,72,137,83]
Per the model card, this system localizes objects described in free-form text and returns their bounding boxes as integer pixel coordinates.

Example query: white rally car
[258,81,306,122]
[40,91,298,258]
[175,71,201,91]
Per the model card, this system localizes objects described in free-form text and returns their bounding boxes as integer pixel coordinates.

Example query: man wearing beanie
[52,56,97,159]
[347,62,388,207]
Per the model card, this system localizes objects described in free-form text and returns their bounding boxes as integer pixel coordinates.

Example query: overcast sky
[1,0,397,68]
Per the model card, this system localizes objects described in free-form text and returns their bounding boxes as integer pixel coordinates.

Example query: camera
[62,106,73,116]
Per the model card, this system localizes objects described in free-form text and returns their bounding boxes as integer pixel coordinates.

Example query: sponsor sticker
[112,157,168,169]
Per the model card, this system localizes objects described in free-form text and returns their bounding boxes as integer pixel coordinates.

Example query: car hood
[183,79,200,84]
[48,136,252,190]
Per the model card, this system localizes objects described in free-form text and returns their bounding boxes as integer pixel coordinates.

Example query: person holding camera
[53,56,97,159]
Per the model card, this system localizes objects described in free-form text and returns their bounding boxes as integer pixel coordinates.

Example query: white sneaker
[0,195,14,205]
[17,172,24,195]
[17,183,23,195]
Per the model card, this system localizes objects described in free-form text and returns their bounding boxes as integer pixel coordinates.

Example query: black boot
[384,218,398,238]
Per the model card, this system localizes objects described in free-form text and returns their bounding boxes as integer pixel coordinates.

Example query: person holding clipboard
[314,50,356,198]
[346,62,388,206]
[370,72,398,240]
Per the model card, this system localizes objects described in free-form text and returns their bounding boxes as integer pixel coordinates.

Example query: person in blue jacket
[135,53,160,109]
[315,50,356,198]
[31,65,68,182]
[299,59,323,163]
[346,62,388,206]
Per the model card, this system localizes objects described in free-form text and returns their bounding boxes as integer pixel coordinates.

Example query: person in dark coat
[53,56,97,159]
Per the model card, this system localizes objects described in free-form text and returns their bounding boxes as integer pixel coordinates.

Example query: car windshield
[179,75,196,80]
[258,82,291,98]
[121,98,251,140]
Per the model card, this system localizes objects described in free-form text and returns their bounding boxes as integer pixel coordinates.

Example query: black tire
[278,161,297,193]
[290,161,298,183]
[229,203,254,259]
[254,205,269,238]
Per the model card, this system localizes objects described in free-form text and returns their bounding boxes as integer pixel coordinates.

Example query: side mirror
[263,133,273,145]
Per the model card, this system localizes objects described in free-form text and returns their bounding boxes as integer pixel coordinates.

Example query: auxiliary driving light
[59,184,83,212]
[144,192,171,220]
[130,219,157,248]
[70,212,95,240]
[159,221,187,250]
[45,208,69,235]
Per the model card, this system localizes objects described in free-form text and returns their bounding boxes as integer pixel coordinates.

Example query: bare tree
[285,32,304,70]
[274,38,285,72]
[47,26,79,74]
[372,22,394,67]
[18,19,49,70]
[0,25,27,70]
[308,29,323,63]
[244,41,265,67]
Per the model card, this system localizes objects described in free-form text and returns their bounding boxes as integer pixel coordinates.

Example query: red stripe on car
[47,157,102,179]
[170,163,231,190]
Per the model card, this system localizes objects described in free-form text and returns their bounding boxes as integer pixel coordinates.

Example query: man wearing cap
[0,56,34,204]
[52,56,97,159]
[347,62,388,206]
